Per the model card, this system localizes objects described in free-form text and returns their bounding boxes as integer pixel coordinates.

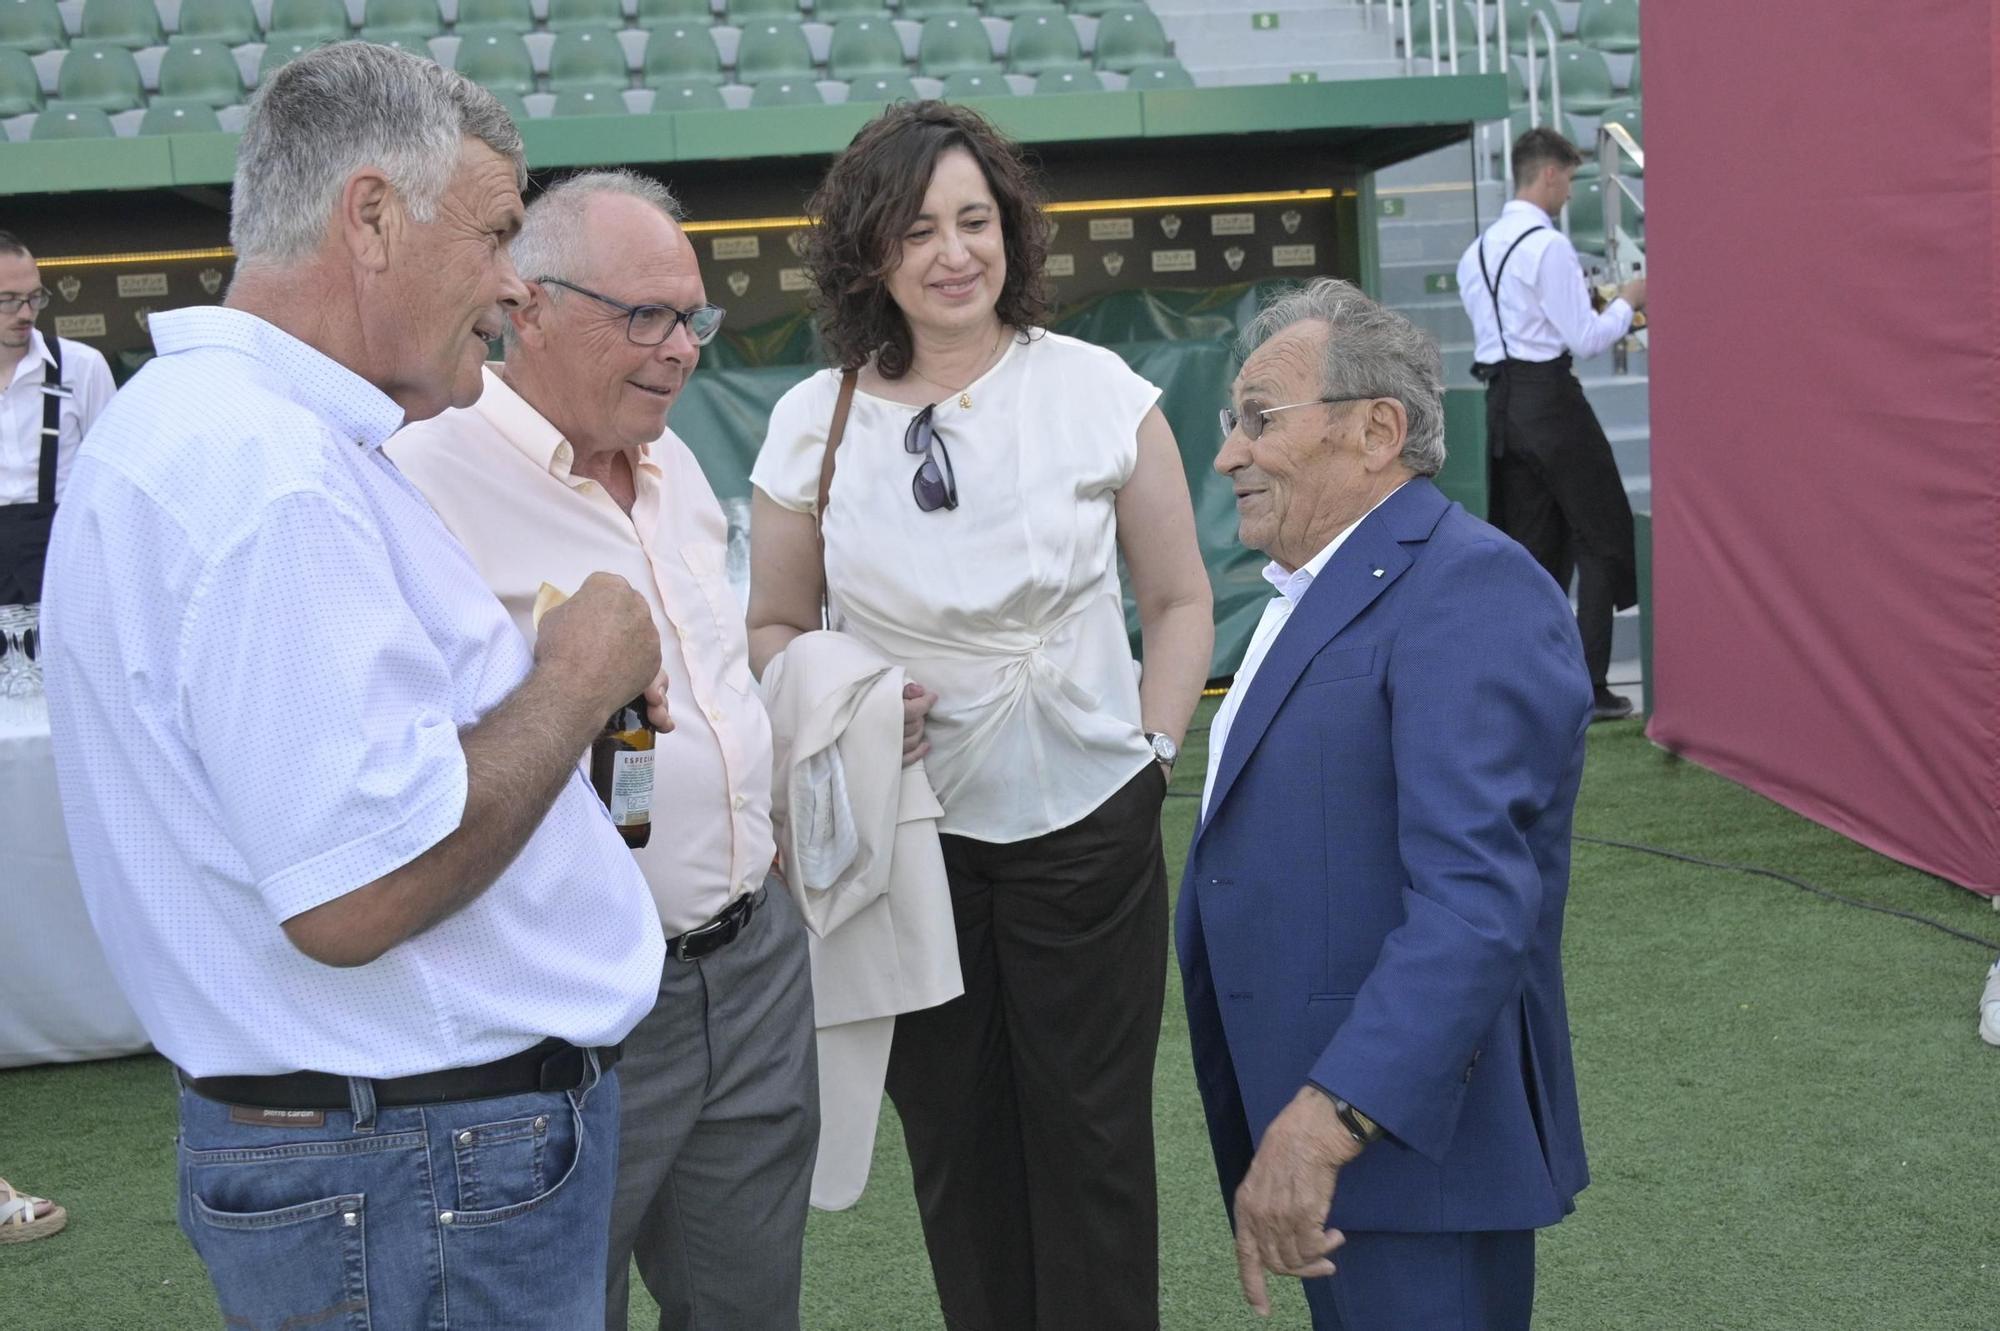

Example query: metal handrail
[1598,119,1645,277]
[1521,9,1564,231]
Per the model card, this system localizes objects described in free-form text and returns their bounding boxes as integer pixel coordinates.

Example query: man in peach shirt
[387,170,817,1331]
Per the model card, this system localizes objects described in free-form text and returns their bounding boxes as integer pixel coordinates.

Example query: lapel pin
[1371,567,1384,578]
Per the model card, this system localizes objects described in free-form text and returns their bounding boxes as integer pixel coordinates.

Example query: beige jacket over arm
[762,630,961,1210]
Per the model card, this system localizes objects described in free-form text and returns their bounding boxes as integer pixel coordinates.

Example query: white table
[0,694,150,1068]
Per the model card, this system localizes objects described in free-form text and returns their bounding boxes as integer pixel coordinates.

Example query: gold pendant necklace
[915,326,1004,411]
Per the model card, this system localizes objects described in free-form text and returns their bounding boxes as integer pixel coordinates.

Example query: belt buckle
[671,894,751,962]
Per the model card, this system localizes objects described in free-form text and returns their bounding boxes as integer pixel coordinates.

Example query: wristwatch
[1146,731,1178,773]
[1331,1096,1383,1146]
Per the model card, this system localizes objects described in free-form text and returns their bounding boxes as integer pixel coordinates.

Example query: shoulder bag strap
[814,368,859,627]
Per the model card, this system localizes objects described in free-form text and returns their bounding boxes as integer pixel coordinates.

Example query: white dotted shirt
[41,307,666,1079]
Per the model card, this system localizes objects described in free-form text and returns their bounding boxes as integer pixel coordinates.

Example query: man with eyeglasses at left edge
[0,231,116,607]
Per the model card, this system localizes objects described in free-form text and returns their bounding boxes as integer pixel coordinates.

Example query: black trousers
[1484,357,1636,691]
[884,763,1170,1331]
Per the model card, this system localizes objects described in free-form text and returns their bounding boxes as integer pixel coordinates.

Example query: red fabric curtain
[1645,1,2000,893]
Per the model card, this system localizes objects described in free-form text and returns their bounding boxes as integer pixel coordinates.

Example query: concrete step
[1195,58,1406,84]
[1578,375,1648,431]
[1378,216,1479,264]
[1377,180,1508,224]
[1163,8,1393,69]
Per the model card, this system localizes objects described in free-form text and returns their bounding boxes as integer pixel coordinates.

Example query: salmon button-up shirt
[389,365,774,936]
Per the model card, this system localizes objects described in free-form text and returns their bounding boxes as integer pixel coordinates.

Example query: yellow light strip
[38,190,1344,262]
[37,247,236,269]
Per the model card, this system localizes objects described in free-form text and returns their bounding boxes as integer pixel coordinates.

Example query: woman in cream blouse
[747,102,1212,1331]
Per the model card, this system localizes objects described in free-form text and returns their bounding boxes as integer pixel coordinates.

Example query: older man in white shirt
[42,44,666,1330]
[1456,126,1649,722]
[388,170,818,1331]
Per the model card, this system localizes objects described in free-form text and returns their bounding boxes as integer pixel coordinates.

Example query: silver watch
[1146,732,1178,771]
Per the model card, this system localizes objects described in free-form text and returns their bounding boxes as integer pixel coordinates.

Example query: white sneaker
[1981,959,2000,1047]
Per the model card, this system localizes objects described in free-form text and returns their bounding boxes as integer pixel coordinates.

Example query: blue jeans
[176,1059,619,1330]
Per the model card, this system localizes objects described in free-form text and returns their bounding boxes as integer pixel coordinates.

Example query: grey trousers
[604,879,820,1331]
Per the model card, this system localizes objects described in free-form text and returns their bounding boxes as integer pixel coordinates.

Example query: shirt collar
[148,306,406,451]
[7,328,52,391]
[1259,480,1411,607]
[1502,198,1556,228]
[470,362,662,490]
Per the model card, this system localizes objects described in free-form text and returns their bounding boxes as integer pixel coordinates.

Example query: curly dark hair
[805,100,1052,378]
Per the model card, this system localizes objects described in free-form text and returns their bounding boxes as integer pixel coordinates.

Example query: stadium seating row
[1405,0,1639,58]
[0,0,1161,51]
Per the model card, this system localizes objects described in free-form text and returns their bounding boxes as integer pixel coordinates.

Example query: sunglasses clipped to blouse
[905,403,959,513]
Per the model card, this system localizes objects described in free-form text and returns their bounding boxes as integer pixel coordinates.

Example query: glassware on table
[0,603,43,699]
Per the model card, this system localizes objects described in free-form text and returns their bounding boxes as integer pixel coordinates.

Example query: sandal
[0,1178,67,1244]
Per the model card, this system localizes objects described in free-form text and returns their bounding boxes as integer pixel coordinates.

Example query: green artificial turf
[4,710,1997,1328]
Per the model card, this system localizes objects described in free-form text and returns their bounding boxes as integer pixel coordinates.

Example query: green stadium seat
[1596,96,1641,171]
[815,0,885,16]
[547,0,624,32]
[733,19,811,80]
[1624,49,1639,95]
[1506,58,1526,105]
[1031,63,1096,94]
[1063,0,1127,15]
[33,101,117,135]
[361,0,440,35]
[845,71,916,102]
[175,0,260,44]
[939,66,1007,97]
[917,14,992,76]
[1004,8,1078,76]
[1539,41,1615,114]
[454,0,531,31]
[1575,0,1639,54]
[267,0,351,39]
[1121,57,1190,90]
[453,27,534,93]
[981,0,1049,15]
[139,96,223,131]
[642,23,723,84]
[552,81,627,113]
[0,0,65,55]
[648,74,723,106]
[0,45,41,113]
[1406,0,1476,57]
[158,37,245,105]
[485,84,526,117]
[361,27,435,50]
[1501,0,1560,54]
[826,15,901,79]
[1091,4,1166,74]
[548,26,628,87]
[56,41,144,111]
[80,0,165,49]
[636,0,712,24]
[747,75,818,105]
[899,0,971,16]
[257,36,323,80]
[726,0,798,17]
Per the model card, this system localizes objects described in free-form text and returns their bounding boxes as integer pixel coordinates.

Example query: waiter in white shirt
[1456,127,1647,722]
[0,230,115,604]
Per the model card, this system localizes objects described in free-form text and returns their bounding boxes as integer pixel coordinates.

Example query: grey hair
[1243,277,1447,477]
[510,170,685,286]
[230,42,525,267]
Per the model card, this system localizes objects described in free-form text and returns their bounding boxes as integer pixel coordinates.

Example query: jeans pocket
[445,1094,582,1226]
[185,1188,370,1331]
[451,1113,551,1214]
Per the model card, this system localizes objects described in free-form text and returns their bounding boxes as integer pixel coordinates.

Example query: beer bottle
[590,698,655,850]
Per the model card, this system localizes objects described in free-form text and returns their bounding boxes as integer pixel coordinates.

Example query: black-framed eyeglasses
[905,404,959,513]
[535,276,725,347]
[1220,394,1382,442]
[0,289,51,315]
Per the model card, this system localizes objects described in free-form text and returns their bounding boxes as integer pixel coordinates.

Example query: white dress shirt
[1455,200,1632,364]
[1204,484,1408,821]
[42,307,666,1079]
[753,330,1161,844]
[389,366,776,936]
[2,329,116,505]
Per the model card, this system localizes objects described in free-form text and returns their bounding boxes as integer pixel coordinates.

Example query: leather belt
[181,1037,621,1111]
[667,885,766,962]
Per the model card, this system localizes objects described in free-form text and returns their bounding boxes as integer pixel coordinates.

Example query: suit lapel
[1197,479,1452,845]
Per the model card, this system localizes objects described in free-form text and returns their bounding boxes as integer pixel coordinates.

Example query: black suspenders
[1477,225,1547,362]
[37,333,63,507]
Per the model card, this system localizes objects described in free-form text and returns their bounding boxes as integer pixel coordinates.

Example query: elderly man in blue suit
[1182,278,1594,1330]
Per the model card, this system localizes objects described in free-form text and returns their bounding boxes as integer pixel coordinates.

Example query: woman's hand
[902,681,937,766]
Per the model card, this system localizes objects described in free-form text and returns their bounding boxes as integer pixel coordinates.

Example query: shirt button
[732,794,745,810]
[707,708,721,724]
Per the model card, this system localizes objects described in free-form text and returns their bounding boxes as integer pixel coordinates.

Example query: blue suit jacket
[1178,477,1593,1235]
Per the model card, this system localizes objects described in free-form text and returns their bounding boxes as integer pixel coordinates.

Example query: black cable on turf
[1574,835,2000,953]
